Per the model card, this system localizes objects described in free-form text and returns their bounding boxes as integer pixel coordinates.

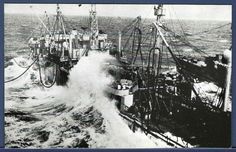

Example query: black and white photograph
[4,4,232,148]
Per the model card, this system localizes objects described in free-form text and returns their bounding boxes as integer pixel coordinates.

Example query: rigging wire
[161,25,207,56]
[192,23,231,36]
[5,59,38,83]
[169,7,231,108]
[13,57,32,69]
[165,7,207,57]
[132,28,143,65]
[122,29,134,56]
[30,6,52,36]
[11,22,42,68]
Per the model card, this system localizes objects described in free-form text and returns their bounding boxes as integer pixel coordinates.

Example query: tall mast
[53,4,60,34]
[153,5,203,102]
[53,4,66,35]
[44,11,50,33]
[154,4,164,24]
[153,4,165,76]
[89,4,99,49]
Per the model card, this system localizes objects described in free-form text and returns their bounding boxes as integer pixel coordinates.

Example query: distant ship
[28,4,111,86]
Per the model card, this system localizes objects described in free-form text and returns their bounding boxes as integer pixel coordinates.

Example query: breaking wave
[5,52,171,148]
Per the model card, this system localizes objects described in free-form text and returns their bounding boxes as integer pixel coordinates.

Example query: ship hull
[107,85,231,147]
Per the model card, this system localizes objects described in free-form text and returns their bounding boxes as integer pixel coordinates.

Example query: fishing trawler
[106,4,231,147]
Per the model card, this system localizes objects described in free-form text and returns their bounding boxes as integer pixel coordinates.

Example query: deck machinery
[107,4,231,147]
[28,4,109,85]
[26,4,231,147]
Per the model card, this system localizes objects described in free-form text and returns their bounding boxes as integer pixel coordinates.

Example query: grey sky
[4,4,232,21]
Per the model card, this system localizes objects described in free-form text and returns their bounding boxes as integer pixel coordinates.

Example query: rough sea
[4,14,231,148]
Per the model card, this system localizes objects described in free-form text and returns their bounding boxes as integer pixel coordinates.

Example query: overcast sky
[4,4,232,21]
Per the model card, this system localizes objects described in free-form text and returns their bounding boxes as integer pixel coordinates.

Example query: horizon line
[4,12,232,22]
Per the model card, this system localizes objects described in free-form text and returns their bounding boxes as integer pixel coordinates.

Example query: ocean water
[4,14,231,56]
[4,14,231,148]
[5,52,175,148]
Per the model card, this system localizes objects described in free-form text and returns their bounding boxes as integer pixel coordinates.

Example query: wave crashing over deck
[5,52,170,148]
